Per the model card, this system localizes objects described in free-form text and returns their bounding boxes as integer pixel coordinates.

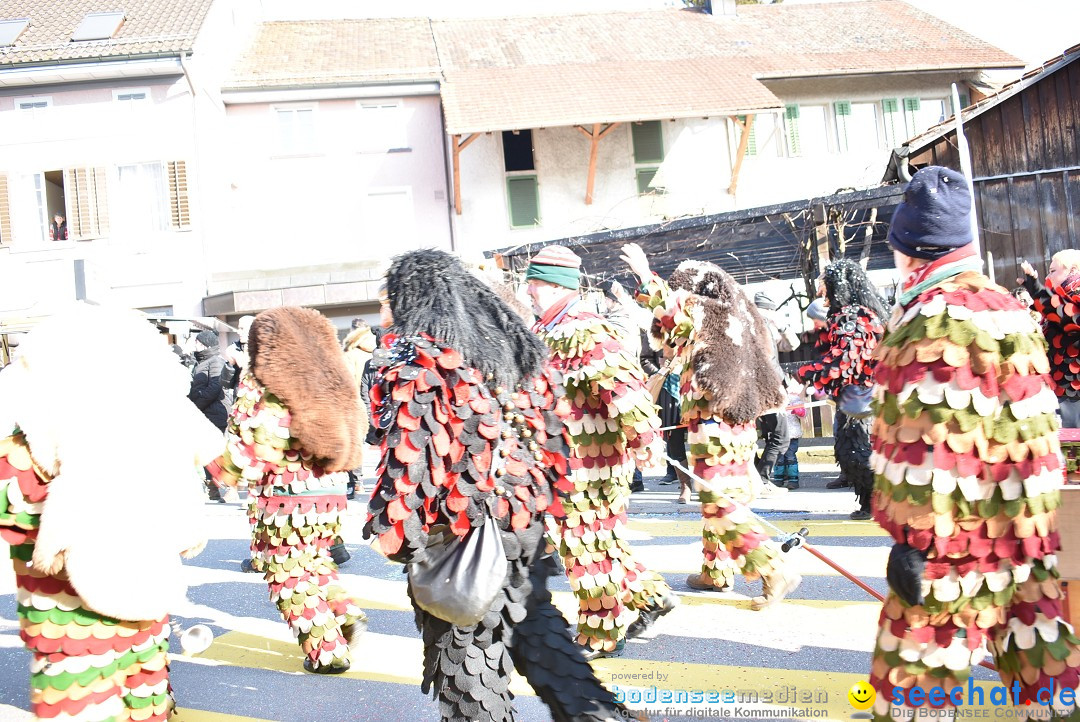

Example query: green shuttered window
[736,115,757,156]
[833,101,851,152]
[507,175,540,228]
[882,98,900,149]
[631,121,664,164]
[784,105,800,156]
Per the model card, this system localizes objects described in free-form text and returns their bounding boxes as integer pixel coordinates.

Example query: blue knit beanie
[887,166,973,260]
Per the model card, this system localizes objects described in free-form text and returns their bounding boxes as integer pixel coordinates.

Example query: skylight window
[0,18,29,46]
[71,12,125,42]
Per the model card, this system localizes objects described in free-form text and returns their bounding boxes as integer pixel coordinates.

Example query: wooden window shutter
[833,101,852,153]
[506,176,540,228]
[902,97,920,137]
[0,173,11,245]
[167,160,190,229]
[631,121,664,164]
[784,105,801,156]
[636,167,667,195]
[64,167,109,240]
[881,99,900,148]
[736,116,757,157]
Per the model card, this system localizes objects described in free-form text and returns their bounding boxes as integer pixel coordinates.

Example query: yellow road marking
[627,518,889,538]
[173,709,275,722]
[194,631,1010,721]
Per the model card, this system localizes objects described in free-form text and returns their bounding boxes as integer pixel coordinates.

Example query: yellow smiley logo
[848,681,876,711]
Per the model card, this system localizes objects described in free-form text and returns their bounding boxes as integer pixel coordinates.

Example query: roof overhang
[440,61,783,135]
[755,64,1024,82]
[202,281,382,317]
[0,55,184,88]
[221,81,440,105]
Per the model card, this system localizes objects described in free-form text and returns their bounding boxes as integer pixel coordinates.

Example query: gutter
[0,55,184,87]
[221,82,440,104]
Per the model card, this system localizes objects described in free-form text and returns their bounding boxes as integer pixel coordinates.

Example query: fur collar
[386,249,546,387]
[664,261,784,423]
[249,307,364,471]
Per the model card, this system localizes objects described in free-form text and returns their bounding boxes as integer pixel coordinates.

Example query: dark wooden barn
[884,44,1080,283]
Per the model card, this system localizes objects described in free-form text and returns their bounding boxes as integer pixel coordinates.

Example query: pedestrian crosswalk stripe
[172,709,275,722]
[190,630,1005,721]
[627,518,888,538]
[632,541,889,578]
[329,579,883,619]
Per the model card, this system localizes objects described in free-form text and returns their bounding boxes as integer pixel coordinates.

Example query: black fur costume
[797,260,885,513]
[365,250,625,722]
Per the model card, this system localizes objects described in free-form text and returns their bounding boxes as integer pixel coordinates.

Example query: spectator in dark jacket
[360,327,386,446]
[188,330,233,432]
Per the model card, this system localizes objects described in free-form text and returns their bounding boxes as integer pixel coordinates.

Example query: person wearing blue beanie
[887,166,973,260]
[867,166,1080,719]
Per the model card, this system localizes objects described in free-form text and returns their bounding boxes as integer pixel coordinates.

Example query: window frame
[112,161,171,241]
[364,185,415,240]
[112,87,150,104]
[14,95,52,111]
[357,100,410,153]
[271,104,319,157]
[505,174,540,229]
[631,120,666,196]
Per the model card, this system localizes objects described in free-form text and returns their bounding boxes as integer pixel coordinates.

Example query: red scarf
[535,291,578,329]
[901,245,977,292]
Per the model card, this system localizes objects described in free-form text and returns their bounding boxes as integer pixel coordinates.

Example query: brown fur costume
[659,262,784,424]
[248,307,364,472]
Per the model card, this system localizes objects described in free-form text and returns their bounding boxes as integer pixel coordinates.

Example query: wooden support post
[575,122,621,205]
[586,123,600,205]
[727,113,755,195]
[814,203,831,280]
[451,133,480,216]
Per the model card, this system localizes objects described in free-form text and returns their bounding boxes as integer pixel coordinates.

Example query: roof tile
[226,19,441,89]
[0,0,214,66]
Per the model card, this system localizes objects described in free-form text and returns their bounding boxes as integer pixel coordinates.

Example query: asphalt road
[0,465,1003,722]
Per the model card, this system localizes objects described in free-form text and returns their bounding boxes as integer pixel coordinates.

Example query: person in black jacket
[188,330,233,432]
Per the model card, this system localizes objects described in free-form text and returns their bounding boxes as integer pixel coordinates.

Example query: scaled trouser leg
[553,464,671,653]
[509,527,628,722]
[256,494,364,671]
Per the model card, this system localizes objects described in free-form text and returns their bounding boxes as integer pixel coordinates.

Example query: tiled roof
[432,10,782,133]
[441,59,780,132]
[432,1,1020,133]
[223,1,1021,133]
[728,1,1022,78]
[0,0,215,66]
[226,19,441,90]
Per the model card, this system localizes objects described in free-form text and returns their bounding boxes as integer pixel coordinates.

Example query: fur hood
[0,302,223,621]
[343,326,376,354]
[663,261,784,423]
[248,307,364,471]
[386,249,547,388]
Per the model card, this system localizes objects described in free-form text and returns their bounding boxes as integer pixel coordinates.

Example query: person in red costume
[797,259,887,520]
[1020,249,1080,429]
[366,249,629,722]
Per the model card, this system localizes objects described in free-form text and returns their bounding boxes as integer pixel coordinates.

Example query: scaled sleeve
[364,341,480,565]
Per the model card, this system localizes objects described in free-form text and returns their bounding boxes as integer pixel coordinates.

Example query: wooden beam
[578,123,620,205]
[586,123,601,205]
[451,133,480,215]
[727,113,755,195]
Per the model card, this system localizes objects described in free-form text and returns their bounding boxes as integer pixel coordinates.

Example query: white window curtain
[10,173,47,243]
[115,163,168,238]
